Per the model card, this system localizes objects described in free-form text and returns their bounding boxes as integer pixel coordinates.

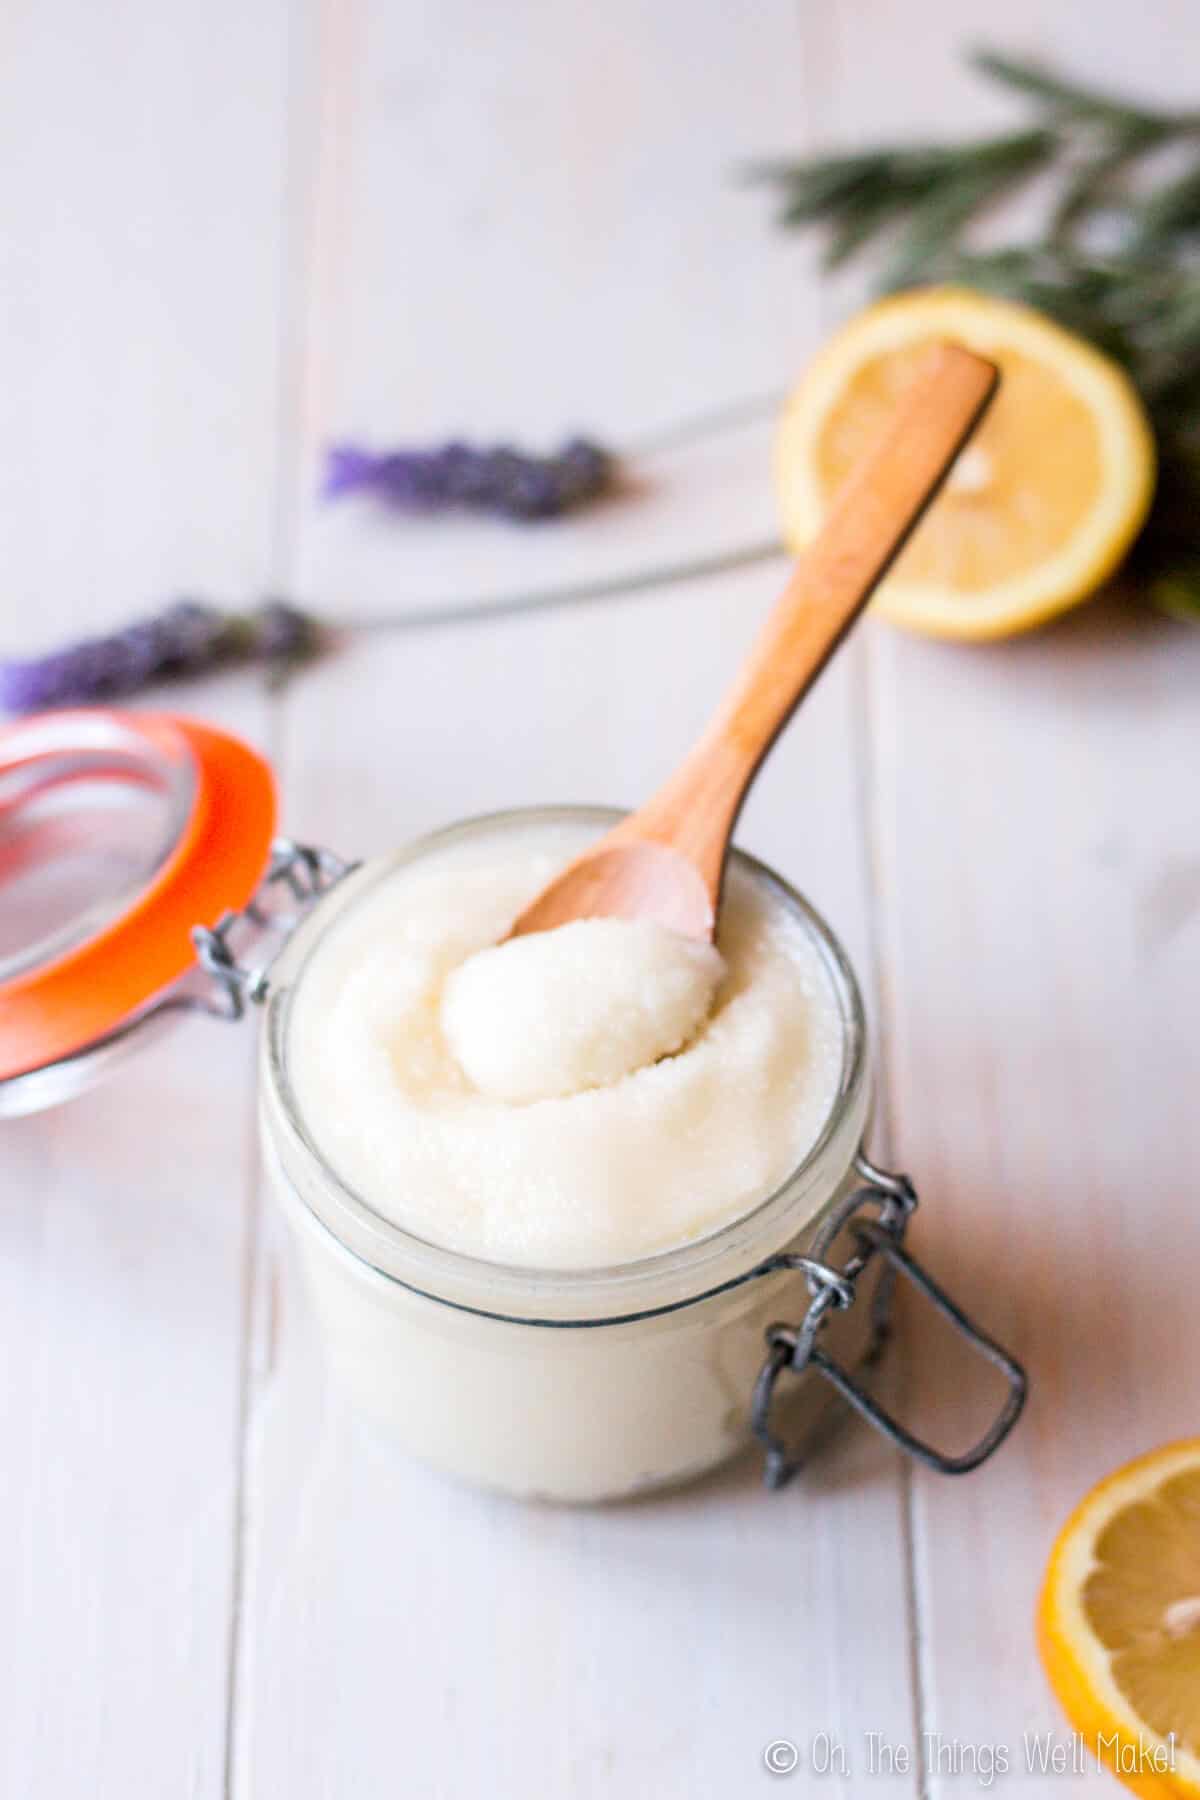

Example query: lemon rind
[1039,1438,1200,1798]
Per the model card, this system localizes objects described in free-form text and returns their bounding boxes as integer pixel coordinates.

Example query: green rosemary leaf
[775,162,887,229]
[1130,160,1200,250]
[824,185,908,268]
[745,148,886,202]
[883,180,998,288]
[969,47,1166,131]
[1049,126,1164,245]
[958,126,1060,173]
[752,131,1055,269]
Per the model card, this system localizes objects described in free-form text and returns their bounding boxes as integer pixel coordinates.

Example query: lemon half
[776,287,1156,640]
[1039,1439,1200,1799]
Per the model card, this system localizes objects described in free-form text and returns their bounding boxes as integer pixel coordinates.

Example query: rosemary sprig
[748,128,1057,284]
[750,50,1200,620]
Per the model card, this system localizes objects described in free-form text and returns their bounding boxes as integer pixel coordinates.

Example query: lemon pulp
[1083,1465,1200,1759]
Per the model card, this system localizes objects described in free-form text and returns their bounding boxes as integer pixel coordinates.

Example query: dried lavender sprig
[0,599,320,715]
[323,436,614,520]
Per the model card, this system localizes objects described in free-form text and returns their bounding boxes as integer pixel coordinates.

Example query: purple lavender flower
[0,599,322,715]
[322,435,614,521]
[323,446,379,500]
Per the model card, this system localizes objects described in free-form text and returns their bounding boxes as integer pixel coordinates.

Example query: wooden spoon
[510,342,999,943]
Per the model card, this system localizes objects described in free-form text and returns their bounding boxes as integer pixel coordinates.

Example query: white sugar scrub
[441,918,725,1103]
[286,818,845,1270]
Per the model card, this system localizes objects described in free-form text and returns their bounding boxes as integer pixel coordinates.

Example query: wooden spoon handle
[626,342,998,883]
[717,343,996,755]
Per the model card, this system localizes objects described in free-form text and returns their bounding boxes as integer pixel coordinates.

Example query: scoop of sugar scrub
[441,917,725,1103]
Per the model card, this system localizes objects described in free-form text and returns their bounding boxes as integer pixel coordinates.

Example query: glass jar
[0,708,1022,1501]
[256,807,1025,1503]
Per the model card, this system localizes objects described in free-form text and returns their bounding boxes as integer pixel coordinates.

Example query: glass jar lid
[0,708,275,1098]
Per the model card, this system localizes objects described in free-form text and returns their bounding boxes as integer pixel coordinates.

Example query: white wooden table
[4,3,1198,1794]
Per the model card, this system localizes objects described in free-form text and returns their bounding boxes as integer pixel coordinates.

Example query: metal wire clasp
[190,839,356,1018]
[751,1153,1027,1490]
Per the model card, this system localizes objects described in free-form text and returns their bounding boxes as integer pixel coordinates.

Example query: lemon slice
[776,287,1156,640]
[1038,1439,1200,1798]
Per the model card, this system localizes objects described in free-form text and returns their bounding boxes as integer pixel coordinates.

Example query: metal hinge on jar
[749,1153,1027,1489]
[190,839,357,1018]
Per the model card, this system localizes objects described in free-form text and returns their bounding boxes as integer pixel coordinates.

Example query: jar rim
[261,805,870,1323]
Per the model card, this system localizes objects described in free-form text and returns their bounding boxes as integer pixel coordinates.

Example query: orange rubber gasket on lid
[0,709,276,1082]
